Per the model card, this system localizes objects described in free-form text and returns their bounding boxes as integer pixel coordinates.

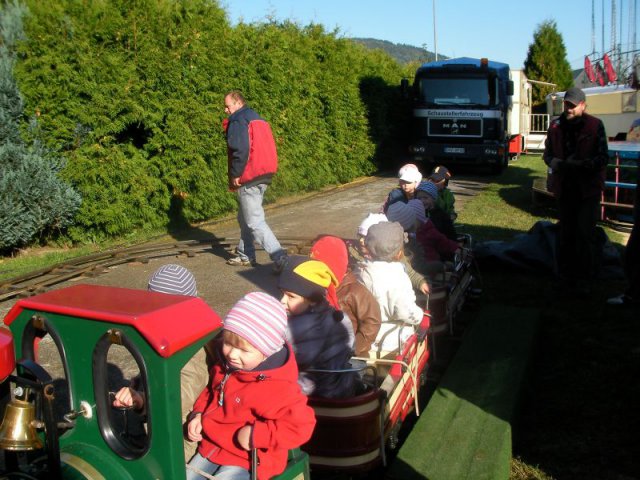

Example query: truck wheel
[490,161,504,174]
[491,152,509,174]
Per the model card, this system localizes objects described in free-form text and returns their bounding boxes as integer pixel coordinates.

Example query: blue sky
[223,0,639,71]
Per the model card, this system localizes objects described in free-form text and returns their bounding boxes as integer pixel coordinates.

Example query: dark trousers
[557,194,601,283]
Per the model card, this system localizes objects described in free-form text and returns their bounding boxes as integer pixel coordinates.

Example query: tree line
[1,0,574,253]
[0,0,413,251]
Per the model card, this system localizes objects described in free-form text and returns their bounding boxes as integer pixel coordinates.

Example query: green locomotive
[0,284,310,479]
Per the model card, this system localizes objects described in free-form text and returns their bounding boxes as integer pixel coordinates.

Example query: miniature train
[0,239,477,479]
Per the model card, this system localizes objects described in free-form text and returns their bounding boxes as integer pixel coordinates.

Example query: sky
[223,0,639,71]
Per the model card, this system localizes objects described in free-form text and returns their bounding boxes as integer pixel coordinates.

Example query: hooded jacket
[191,343,315,480]
[358,260,424,353]
[288,300,359,399]
[337,271,382,357]
[224,105,278,188]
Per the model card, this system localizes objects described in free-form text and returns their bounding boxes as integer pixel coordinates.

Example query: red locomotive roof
[3,284,222,358]
[0,327,15,383]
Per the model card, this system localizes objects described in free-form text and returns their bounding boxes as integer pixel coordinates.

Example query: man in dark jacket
[223,91,288,272]
[543,87,609,294]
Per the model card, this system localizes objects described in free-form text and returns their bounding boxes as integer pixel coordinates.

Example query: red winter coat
[191,344,315,480]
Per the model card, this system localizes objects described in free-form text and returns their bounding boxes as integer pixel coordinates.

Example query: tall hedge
[13,0,409,242]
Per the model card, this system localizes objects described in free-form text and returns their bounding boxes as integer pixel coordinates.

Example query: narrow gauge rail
[0,237,315,303]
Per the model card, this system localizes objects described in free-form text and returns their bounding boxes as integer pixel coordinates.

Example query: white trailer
[506,69,532,158]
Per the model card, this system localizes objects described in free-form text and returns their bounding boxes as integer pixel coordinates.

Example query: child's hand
[236,425,253,451]
[113,387,144,411]
[419,281,430,295]
[187,414,203,442]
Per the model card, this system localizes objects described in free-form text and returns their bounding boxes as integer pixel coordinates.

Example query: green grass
[454,155,638,480]
[389,305,540,480]
[458,154,628,247]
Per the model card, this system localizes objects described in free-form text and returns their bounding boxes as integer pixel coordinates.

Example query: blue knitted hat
[417,181,439,201]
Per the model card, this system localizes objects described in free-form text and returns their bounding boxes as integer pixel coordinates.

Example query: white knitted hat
[357,213,388,237]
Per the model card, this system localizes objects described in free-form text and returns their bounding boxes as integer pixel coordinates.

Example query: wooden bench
[386,304,540,480]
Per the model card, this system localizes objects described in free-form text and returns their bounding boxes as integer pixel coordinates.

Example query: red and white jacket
[224,106,278,188]
[191,343,315,480]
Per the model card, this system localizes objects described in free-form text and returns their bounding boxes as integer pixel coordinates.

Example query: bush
[13,0,408,243]
[0,1,80,252]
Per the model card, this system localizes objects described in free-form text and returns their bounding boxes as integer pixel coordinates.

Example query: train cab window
[93,329,150,460]
[21,315,71,423]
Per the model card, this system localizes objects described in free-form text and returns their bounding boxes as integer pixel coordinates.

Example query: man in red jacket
[224,91,288,273]
[543,87,609,295]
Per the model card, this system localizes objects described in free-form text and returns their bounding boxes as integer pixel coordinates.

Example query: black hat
[563,87,585,105]
[429,165,452,183]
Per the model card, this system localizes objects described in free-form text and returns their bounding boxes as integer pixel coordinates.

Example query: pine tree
[0,0,81,252]
[524,20,574,106]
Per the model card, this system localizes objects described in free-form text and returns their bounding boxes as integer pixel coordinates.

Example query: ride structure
[545,85,640,141]
[402,57,515,173]
[0,235,480,479]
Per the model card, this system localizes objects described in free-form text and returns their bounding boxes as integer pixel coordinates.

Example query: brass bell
[0,397,43,451]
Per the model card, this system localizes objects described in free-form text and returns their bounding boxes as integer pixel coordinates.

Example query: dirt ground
[0,173,484,320]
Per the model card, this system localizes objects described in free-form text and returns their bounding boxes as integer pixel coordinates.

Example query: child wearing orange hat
[310,236,382,357]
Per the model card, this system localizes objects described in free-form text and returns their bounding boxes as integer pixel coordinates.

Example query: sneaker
[272,256,289,274]
[606,294,638,306]
[226,256,257,267]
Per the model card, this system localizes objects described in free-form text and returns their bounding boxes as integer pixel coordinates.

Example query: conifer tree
[0,0,81,252]
[524,20,574,106]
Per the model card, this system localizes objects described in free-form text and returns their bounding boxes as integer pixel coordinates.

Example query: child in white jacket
[358,221,424,355]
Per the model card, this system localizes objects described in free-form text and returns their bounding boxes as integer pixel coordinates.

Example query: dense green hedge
[11,0,410,243]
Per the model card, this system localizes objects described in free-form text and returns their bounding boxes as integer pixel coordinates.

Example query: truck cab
[405,57,514,173]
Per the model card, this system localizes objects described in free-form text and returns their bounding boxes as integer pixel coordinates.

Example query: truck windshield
[417,77,497,107]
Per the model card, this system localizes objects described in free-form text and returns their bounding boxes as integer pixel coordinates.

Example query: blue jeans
[186,453,250,480]
[236,184,286,262]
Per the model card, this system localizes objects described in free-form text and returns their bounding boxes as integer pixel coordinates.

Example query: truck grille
[428,118,482,137]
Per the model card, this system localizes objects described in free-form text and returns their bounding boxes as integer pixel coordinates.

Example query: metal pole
[592,0,596,55]
[433,0,438,61]
[602,0,605,56]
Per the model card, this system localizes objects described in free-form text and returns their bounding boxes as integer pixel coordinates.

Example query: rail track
[0,236,316,303]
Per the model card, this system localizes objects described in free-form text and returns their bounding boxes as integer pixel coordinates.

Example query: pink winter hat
[224,292,288,357]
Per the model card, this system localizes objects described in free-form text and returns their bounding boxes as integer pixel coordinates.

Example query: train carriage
[0,236,478,479]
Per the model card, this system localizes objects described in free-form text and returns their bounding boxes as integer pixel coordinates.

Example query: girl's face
[399,180,417,196]
[433,179,446,191]
[222,334,266,371]
[280,290,313,316]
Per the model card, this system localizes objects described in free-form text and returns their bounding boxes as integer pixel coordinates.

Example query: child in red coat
[186,292,315,480]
